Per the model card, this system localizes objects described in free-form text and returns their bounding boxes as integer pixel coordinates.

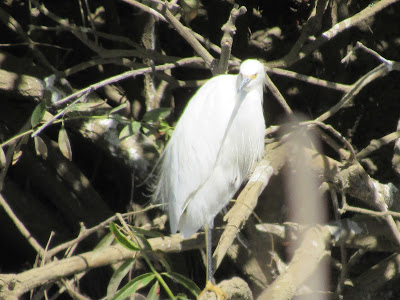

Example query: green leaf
[130,227,164,239]
[109,222,140,251]
[31,101,47,127]
[34,136,48,159]
[159,121,174,140]
[140,123,152,135]
[127,227,166,251]
[12,150,22,165]
[119,121,141,140]
[142,108,171,123]
[129,232,152,251]
[94,232,115,251]
[58,124,72,161]
[110,102,129,114]
[68,102,103,112]
[163,272,201,297]
[147,281,160,300]
[0,147,6,168]
[160,120,173,131]
[110,273,155,300]
[107,258,136,298]
[157,255,172,273]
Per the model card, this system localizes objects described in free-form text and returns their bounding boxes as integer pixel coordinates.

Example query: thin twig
[29,24,150,53]
[356,41,394,68]
[366,175,400,245]
[161,6,215,70]
[267,0,400,68]
[267,67,351,93]
[329,187,347,297]
[0,193,44,255]
[120,0,167,21]
[302,120,356,162]
[264,71,293,115]
[44,204,163,259]
[53,57,205,107]
[284,0,328,65]
[316,63,390,122]
[62,57,141,77]
[31,0,175,65]
[41,231,55,266]
[121,0,215,69]
[0,7,56,72]
[190,29,240,62]
[59,277,90,300]
[0,117,34,191]
[31,90,91,138]
[357,130,400,159]
[340,202,400,219]
[216,5,247,74]
[155,72,207,88]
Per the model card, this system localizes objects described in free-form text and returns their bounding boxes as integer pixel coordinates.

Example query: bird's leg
[206,221,213,282]
[198,222,227,300]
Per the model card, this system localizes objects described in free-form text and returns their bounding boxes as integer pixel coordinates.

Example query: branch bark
[0,230,218,299]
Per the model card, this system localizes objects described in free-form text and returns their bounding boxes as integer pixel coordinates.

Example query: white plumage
[152,59,266,238]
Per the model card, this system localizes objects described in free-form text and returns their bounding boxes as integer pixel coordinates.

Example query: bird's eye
[249,74,257,80]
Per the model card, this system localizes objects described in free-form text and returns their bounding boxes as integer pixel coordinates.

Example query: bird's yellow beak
[238,74,257,92]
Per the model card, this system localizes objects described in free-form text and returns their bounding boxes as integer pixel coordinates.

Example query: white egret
[152,59,266,294]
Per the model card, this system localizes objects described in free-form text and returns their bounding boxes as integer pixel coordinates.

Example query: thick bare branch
[0,230,219,299]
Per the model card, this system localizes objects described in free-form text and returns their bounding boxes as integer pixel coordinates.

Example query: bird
[151,59,266,294]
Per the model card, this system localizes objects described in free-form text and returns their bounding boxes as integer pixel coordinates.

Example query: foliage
[108,222,200,299]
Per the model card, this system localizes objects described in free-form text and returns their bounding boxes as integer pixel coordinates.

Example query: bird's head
[237,59,266,93]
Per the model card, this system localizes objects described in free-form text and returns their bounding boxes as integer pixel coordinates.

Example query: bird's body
[152,59,266,239]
